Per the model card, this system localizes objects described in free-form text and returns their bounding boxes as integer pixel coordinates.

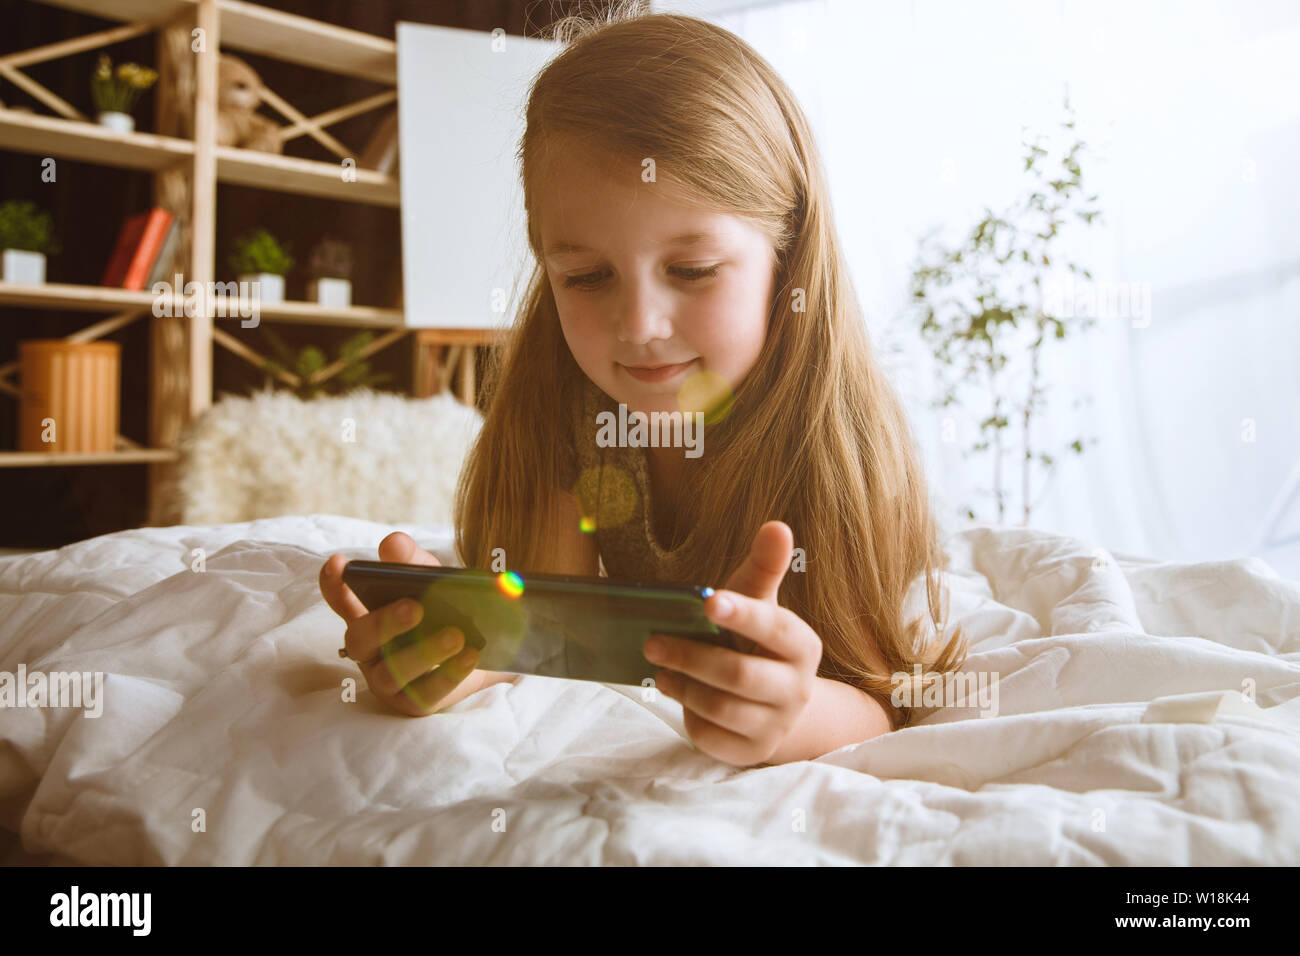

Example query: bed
[1,513,1297,865]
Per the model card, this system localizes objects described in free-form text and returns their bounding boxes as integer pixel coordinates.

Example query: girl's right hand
[319,531,483,716]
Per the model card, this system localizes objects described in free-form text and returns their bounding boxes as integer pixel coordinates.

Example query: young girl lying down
[320,6,967,767]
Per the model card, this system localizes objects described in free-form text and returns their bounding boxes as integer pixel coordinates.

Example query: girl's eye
[672,265,721,281]
[562,265,721,291]
[564,270,609,290]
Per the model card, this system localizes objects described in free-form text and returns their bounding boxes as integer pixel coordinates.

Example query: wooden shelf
[0,108,193,170]
[214,298,404,328]
[0,281,156,312]
[33,0,398,84]
[0,282,406,328]
[219,0,396,84]
[0,448,180,466]
[0,110,399,206]
[216,145,399,206]
[412,328,506,346]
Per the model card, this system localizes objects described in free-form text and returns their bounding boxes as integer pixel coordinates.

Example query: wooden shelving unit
[0,0,494,524]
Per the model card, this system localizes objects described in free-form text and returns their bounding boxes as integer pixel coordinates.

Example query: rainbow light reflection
[497,570,525,598]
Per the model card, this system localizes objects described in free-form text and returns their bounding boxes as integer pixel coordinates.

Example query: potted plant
[229,228,293,304]
[0,199,60,284]
[907,96,1103,527]
[90,54,158,133]
[306,236,353,307]
[258,326,394,399]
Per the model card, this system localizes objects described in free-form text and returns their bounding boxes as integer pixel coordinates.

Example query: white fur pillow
[171,388,483,527]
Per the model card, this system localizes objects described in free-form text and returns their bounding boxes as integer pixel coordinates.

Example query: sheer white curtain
[667,0,1300,577]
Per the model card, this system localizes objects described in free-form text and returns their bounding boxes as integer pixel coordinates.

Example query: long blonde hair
[455,3,967,729]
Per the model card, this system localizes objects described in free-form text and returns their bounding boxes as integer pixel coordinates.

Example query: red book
[101,208,174,290]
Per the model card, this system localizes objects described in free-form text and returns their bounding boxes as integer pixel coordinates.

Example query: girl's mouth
[619,358,698,383]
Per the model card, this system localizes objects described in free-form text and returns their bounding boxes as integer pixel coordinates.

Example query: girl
[321,4,967,767]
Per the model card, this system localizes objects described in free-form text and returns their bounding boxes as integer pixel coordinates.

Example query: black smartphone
[341,561,739,687]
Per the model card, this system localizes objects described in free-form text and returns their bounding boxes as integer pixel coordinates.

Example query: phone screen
[341,562,735,686]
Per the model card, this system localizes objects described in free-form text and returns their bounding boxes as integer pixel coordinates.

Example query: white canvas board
[397,23,557,328]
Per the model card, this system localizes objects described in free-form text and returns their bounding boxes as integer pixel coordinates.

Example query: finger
[378,531,440,566]
[657,668,778,737]
[705,589,814,664]
[722,520,793,602]
[646,634,792,704]
[366,625,466,698]
[343,597,423,665]
[379,646,480,716]
[679,706,771,768]
[320,553,369,622]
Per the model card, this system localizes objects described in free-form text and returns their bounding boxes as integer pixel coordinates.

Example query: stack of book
[100,207,178,290]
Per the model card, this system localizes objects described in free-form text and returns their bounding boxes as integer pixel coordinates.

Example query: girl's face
[539,145,777,418]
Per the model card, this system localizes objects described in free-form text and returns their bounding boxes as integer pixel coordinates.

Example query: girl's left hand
[643,520,821,767]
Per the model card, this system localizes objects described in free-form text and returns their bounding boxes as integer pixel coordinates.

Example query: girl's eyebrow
[544,231,724,258]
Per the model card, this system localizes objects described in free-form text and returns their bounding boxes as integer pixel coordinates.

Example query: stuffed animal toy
[216,54,282,154]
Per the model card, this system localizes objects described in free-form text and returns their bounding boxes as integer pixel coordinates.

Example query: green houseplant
[908,97,1104,527]
[229,228,293,304]
[258,325,394,400]
[0,200,60,284]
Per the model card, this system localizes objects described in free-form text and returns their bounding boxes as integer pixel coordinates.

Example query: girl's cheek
[691,297,758,350]
[561,310,619,375]
[570,306,615,348]
[556,297,593,333]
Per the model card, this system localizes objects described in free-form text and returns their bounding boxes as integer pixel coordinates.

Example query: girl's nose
[613,276,674,345]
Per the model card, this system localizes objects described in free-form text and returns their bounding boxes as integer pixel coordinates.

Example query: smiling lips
[620,358,698,383]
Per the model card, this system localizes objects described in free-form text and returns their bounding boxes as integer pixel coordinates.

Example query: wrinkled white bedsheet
[1,513,1297,865]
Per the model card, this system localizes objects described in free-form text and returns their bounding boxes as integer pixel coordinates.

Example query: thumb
[722,520,792,603]
[377,531,441,566]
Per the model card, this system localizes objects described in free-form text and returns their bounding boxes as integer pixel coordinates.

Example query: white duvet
[1,513,1297,865]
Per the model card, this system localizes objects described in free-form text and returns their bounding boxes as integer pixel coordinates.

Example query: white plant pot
[2,249,46,284]
[97,111,134,133]
[307,277,351,308]
[238,272,284,304]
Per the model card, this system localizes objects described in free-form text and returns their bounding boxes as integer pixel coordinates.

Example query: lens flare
[677,368,735,425]
[579,515,596,533]
[497,570,525,598]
